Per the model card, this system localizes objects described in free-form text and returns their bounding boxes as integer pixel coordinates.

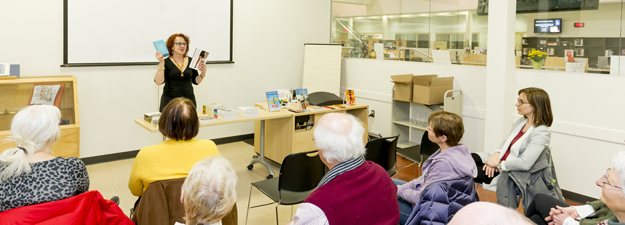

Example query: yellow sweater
[128,139,220,196]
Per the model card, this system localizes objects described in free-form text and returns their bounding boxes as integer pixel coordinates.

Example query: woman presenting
[154,33,207,112]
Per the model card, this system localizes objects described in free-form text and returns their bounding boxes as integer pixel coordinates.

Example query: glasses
[174,42,187,46]
[603,168,623,190]
[517,99,529,105]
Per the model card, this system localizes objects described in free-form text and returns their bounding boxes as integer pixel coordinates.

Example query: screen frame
[61,0,234,67]
[534,18,563,34]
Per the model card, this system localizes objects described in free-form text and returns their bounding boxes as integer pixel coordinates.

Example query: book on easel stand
[266,91,281,112]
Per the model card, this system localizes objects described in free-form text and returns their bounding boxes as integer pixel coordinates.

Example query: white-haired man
[289,113,399,225]
[177,156,238,225]
[448,202,535,225]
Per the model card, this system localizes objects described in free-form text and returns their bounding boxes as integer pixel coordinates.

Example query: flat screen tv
[534,19,562,33]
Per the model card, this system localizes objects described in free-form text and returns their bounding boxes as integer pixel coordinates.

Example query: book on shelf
[153,40,169,57]
[216,109,238,120]
[574,39,584,46]
[237,106,259,118]
[199,115,216,124]
[29,83,65,107]
[189,48,209,71]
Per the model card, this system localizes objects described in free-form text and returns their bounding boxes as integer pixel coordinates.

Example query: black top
[0,157,90,212]
[163,56,199,98]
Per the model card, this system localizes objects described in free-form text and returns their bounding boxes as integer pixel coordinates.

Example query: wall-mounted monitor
[534,19,562,33]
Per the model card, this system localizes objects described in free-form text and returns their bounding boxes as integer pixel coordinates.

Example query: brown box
[412,75,454,105]
[390,74,414,102]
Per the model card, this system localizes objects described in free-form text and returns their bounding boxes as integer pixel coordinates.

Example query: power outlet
[369,110,375,118]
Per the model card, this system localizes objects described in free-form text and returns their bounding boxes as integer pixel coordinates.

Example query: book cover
[266,91,281,112]
[29,83,65,107]
[345,89,355,105]
[189,48,209,71]
[153,40,169,57]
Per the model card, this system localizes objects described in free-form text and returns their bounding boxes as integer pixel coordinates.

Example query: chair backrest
[278,150,326,192]
[364,135,399,171]
[419,131,439,158]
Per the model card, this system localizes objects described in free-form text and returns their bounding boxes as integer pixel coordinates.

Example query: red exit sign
[574,22,584,27]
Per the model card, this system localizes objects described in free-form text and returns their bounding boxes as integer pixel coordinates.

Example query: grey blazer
[496,118,564,210]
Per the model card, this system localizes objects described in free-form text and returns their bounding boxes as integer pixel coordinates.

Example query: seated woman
[128,97,220,197]
[394,111,477,225]
[525,149,625,225]
[481,87,563,210]
[0,105,89,212]
[178,156,237,225]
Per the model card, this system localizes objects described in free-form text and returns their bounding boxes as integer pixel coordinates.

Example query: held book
[153,40,169,57]
[189,48,209,71]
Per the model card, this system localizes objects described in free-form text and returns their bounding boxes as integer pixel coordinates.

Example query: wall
[341,58,625,198]
[0,0,331,158]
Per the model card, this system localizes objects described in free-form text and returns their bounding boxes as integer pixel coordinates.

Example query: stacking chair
[396,131,439,178]
[245,150,325,225]
[364,135,400,177]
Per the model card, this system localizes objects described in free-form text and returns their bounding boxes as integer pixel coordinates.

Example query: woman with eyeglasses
[154,33,207,112]
[478,87,564,211]
[524,151,625,225]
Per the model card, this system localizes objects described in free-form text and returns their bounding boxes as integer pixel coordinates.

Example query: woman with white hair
[0,105,89,212]
[525,150,625,225]
[178,156,237,225]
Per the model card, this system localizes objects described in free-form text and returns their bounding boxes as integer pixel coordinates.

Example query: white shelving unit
[391,89,463,149]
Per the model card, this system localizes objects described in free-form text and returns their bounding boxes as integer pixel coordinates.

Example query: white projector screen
[64,0,233,66]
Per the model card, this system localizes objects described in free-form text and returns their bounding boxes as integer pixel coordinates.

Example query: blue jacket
[405,176,479,225]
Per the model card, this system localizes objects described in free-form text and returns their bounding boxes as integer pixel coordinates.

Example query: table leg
[247,120,275,179]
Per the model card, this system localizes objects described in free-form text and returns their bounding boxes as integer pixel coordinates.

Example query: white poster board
[610,56,625,75]
[432,50,452,65]
[302,44,342,96]
[566,58,586,73]
[374,43,384,60]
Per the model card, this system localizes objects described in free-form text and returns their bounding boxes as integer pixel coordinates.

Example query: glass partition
[332,0,488,66]
[514,1,623,75]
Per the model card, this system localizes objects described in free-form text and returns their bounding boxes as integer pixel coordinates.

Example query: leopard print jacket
[0,157,90,212]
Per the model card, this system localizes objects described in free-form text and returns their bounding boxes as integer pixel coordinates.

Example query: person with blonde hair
[0,105,89,212]
[178,156,237,225]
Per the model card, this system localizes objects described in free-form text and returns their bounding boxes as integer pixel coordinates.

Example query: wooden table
[135,103,369,179]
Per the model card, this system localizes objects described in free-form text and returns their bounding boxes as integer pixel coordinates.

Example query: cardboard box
[390,74,414,102]
[412,75,454,105]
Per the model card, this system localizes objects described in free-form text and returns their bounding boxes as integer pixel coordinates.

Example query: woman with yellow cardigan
[128,97,220,197]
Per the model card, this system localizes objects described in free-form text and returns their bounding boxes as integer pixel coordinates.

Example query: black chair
[364,135,400,177]
[396,131,439,178]
[245,150,325,225]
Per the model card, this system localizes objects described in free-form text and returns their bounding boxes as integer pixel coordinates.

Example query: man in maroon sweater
[288,113,399,225]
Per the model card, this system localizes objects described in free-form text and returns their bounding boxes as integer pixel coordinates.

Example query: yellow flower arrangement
[527,50,547,62]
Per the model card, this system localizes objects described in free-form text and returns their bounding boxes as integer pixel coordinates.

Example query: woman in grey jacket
[482,87,563,210]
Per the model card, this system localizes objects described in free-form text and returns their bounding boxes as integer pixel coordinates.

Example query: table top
[135,103,369,133]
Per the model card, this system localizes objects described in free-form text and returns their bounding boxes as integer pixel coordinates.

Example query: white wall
[0,0,331,158]
[342,58,625,198]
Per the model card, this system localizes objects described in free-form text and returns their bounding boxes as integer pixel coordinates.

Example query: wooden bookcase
[0,76,80,158]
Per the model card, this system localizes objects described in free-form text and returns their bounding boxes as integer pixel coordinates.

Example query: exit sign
[574,22,584,27]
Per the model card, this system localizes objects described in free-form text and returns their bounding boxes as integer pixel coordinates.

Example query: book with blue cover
[153,40,169,57]
[266,91,281,112]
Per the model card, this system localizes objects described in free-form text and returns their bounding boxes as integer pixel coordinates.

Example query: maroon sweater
[304,161,399,225]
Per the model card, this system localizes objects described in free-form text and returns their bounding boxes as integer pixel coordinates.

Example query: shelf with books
[0,75,80,158]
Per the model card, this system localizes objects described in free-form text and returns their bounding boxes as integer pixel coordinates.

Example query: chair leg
[275,202,281,225]
[394,163,399,179]
[245,186,253,225]
[291,205,294,219]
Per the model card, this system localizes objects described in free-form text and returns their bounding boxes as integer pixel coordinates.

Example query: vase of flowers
[528,50,547,70]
